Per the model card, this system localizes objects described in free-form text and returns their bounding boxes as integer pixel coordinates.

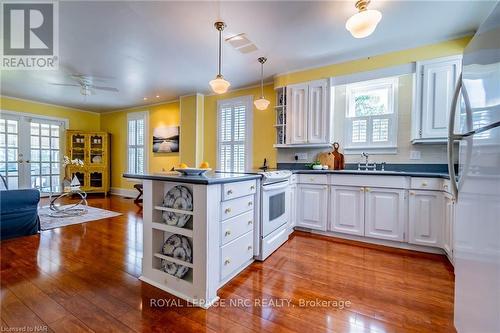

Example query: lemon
[200,161,210,169]
[178,163,188,169]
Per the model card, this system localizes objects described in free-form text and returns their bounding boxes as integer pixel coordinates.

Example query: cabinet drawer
[298,174,328,184]
[221,231,254,280]
[220,195,255,221]
[410,177,443,191]
[222,180,257,201]
[220,211,254,246]
[290,174,297,184]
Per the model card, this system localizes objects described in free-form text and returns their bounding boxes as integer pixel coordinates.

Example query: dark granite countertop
[290,169,450,179]
[123,172,261,185]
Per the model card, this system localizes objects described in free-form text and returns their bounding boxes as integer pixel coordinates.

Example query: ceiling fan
[49,74,119,96]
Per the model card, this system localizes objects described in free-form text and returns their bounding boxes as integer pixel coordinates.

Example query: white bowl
[312,165,323,170]
[174,168,211,176]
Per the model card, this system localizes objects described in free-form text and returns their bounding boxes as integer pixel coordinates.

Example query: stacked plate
[161,234,192,278]
[162,185,193,227]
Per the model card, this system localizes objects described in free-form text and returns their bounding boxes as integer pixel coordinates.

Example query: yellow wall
[100,101,180,189]
[274,36,471,87]
[0,96,100,131]
[203,84,276,170]
[179,95,197,167]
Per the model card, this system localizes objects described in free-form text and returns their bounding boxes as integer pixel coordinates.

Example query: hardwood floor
[0,195,455,332]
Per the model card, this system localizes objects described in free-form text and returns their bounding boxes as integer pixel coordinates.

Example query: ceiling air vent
[225,33,258,54]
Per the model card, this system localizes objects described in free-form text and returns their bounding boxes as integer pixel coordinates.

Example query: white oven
[261,180,289,237]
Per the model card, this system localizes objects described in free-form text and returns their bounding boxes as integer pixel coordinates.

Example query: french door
[0,112,65,195]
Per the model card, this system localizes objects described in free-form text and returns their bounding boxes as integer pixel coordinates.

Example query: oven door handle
[262,181,289,191]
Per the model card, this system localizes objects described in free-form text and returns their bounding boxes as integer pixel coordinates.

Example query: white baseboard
[110,187,138,198]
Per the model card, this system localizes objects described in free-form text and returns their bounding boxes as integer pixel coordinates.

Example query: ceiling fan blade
[91,85,119,92]
[48,83,80,87]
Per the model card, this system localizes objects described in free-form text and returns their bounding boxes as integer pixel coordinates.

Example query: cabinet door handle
[224,259,231,265]
[409,191,415,195]
[247,245,253,251]
[248,201,253,206]
[248,220,253,225]
[360,187,364,192]
[421,182,428,187]
[227,189,233,195]
[250,185,255,190]
[225,208,231,214]
[309,177,315,182]
[365,188,370,192]
[225,230,231,236]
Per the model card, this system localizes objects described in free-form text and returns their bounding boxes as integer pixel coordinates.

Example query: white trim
[330,63,415,86]
[216,95,253,171]
[344,147,398,155]
[110,187,138,198]
[205,82,273,97]
[126,111,149,174]
[100,99,179,114]
[0,95,99,115]
[0,109,70,129]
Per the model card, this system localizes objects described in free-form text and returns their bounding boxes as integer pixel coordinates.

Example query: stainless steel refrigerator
[449,3,500,332]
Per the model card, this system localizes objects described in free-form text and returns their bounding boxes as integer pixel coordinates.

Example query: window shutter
[217,97,251,172]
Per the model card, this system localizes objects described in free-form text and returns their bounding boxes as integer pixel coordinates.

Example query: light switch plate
[410,150,421,160]
[295,153,308,161]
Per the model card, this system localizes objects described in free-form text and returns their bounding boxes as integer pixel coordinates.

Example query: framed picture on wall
[152,126,179,153]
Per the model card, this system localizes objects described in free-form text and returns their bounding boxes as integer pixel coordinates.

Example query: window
[127,112,148,174]
[345,77,398,150]
[217,96,253,172]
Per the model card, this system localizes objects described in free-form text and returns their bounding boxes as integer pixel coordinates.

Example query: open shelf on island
[154,252,194,268]
[154,206,194,215]
[152,222,193,237]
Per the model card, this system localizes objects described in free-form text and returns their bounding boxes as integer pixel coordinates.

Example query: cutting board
[318,151,335,170]
[332,142,345,170]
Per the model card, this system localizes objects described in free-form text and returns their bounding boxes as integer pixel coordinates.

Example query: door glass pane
[7,149,17,161]
[40,124,50,136]
[7,120,17,133]
[30,123,39,135]
[50,125,59,137]
[41,137,50,148]
[8,177,18,190]
[7,163,18,176]
[41,163,50,174]
[0,135,5,147]
[51,150,59,161]
[51,162,60,174]
[0,163,6,175]
[7,134,17,147]
[0,119,5,133]
[31,149,40,162]
[31,136,39,148]
[31,163,40,173]
[41,150,50,161]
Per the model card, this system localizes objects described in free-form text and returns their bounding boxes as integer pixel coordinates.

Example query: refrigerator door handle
[447,74,463,199]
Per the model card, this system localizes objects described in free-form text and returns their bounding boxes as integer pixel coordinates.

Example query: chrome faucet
[358,152,376,171]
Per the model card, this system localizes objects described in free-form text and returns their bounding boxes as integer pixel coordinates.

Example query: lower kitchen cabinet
[364,188,406,241]
[296,184,328,231]
[288,184,297,232]
[329,186,364,236]
[443,193,455,261]
[409,190,444,247]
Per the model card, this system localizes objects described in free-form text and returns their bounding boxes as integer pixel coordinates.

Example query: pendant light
[346,0,382,39]
[209,21,230,94]
[254,57,270,110]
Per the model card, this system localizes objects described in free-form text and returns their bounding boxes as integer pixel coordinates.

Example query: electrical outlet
[295,153,308,161]
[410,150,421,160]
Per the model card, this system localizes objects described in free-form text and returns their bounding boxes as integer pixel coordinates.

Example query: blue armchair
[0,189,41,240]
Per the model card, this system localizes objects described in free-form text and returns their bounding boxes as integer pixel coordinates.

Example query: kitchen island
[123,172,261,308]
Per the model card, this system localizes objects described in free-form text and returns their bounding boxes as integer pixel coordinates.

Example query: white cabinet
[287,83,308,144]
[286,80,329,145]
[330,186,365,236]
[443,193,455,262]
[408,190,444,247]
[296,184,328,231]
[364,188,406,241]
[413,55,462,143]
[288,184,297,233]
[330,186,406,241]
[307,80,328,143]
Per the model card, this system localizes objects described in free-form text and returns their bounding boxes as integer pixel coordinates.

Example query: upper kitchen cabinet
[275,79,332,147]
[412,55,462,143]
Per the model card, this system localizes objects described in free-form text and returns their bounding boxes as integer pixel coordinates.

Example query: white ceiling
[0,1,496,112]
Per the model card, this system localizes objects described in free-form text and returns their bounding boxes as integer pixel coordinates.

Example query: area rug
[38,205,122,230]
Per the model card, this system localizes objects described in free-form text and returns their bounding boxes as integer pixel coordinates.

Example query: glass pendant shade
[209,75,230,94]
[254,97,270,110]
[346,9,382,38]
